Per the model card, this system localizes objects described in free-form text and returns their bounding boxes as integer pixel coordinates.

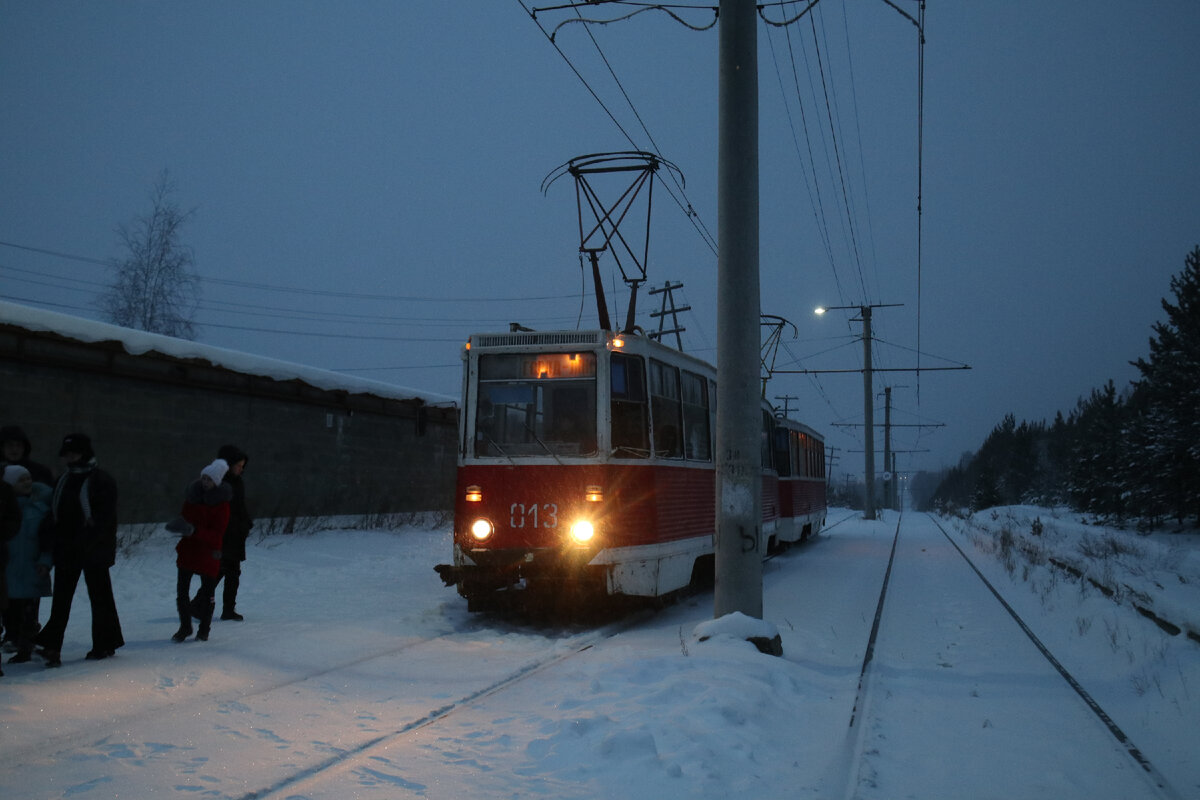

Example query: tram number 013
[510,502,558,529]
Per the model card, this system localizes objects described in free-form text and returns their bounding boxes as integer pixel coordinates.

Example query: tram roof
[467,328,716,372]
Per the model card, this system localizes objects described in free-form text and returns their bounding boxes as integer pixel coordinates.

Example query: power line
[806,8,868,304]
[519,1,719,256]
[0,261,583,328]
[195,320,465,342]
[0,239,598,305]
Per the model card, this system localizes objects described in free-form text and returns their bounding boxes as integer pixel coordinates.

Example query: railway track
[835,512,1183,800]
[0,630,463,769]
[234,614,643,800]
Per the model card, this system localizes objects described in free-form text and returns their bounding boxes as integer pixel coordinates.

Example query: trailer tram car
[435,327,827,612]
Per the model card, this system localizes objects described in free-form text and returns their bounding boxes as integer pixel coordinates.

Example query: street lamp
[814,303,901,521]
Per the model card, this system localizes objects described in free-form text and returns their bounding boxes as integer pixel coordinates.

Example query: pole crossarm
[830,423,945,428]
[771,365,970,375]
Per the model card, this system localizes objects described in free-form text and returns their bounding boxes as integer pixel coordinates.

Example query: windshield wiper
[524,423,564,465]
[478,431,514,464]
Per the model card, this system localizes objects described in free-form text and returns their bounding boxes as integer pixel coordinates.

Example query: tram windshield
[473,352,598,457]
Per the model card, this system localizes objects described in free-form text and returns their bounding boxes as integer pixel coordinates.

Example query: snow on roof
[0,300,456,406]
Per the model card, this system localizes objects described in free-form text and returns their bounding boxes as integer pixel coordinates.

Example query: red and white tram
[435,327,827,611]
[770,415,828,548]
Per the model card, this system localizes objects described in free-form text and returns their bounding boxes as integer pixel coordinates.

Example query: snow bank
[1,299,455,405]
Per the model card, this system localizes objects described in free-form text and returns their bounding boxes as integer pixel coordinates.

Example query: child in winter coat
[3,465,53,663]
[173,459,231,642]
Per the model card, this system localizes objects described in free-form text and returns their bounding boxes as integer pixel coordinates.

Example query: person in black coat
[0,478,20,676]
[35,433,125,667]
[213,445,252,620]
[1,425,56,488]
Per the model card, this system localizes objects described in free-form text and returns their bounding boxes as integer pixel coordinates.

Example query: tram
[433,152,826,611]
[434,327,827,610]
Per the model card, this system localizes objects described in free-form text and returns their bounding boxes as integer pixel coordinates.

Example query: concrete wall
[0,321,458,524]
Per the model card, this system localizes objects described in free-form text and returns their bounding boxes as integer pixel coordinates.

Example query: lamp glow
[569,520,595,544]
[469,518,494,541]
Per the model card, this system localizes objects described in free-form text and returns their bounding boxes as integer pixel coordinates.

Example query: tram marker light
[465,484,483,502]
[585,484,603,502]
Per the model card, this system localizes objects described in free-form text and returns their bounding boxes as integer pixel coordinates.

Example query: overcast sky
[2,1,1197,482]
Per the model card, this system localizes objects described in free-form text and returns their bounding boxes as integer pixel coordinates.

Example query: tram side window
[761,410,776,469]
[650,359,684,458]
[680,369,711,461]
[773,427,792,477]
[610,353,649,457]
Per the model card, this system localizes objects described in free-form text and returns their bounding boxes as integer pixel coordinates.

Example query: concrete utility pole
[714,0,762,620]
[882,385,891,512]
[861,305,875,520]
[814,303,901,521]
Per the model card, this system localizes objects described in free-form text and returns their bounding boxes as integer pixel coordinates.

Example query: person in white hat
[172,459,231,642]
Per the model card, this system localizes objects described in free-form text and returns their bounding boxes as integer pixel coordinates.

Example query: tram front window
[474,353,598,457]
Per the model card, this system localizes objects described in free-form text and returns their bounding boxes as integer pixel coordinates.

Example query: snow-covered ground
[1,507,1196,799]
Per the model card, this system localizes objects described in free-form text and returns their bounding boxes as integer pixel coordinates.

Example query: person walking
[0,425,53,650]
[0,476,21,676]
[173,459,231,642]
[35,433,124,667]
[3,465,53,664]
[215,444,251,621]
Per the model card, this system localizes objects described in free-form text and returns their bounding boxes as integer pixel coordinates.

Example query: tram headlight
[469,518,494,542]
[568,519,595,545]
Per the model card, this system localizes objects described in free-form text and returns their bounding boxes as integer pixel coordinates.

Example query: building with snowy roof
[0,300,457,524]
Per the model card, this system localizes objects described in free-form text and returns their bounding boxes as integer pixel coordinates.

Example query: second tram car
[436,328,827,611]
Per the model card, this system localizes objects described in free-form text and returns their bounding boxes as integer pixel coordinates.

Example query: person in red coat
[173,459,231,642]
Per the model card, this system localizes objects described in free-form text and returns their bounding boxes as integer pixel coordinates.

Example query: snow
[1,507,1197,799]
[0,299,456,406]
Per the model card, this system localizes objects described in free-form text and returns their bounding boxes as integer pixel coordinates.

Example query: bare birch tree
[101,169,199,338]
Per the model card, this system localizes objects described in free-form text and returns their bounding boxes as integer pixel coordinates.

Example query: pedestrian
[1,425,56,487]
[173,459,231,642]
[35,433,125,667]
[0,476,20,676]
[1,425,53,648]
[215,444,251,621]
[3,465,53,664]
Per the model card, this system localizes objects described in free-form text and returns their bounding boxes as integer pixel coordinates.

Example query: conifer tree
[1131,246,1200,524]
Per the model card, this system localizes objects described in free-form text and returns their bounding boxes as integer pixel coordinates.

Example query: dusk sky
[2,2,1197,483]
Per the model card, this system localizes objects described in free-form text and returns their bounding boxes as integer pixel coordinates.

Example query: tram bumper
[433,563,462,587]
[440,545,604,597]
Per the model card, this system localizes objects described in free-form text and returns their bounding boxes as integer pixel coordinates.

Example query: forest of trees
[924,246,1200,526]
